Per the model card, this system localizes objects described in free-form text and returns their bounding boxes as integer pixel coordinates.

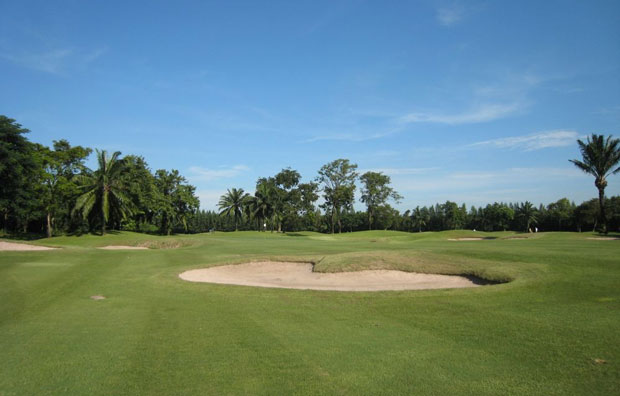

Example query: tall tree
[411,206,428,232]
[36,140,91,237]
[249,181,274,231]
[73,150,132,235]
[359,171,402,230]
[218,188,249,231]
[0,116,38,233]
[516,201,538,232]
[122,155,158,231]
[316,159,358,233]
[570,134,620,234]
[154,169,199,235]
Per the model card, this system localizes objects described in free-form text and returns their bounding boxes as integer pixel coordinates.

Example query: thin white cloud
[302,129,397,143]
[470,130,579,151]
[188,165,250,182]
[0,46,107,74]
[195,189,227,210]
[359,167,440,176]
[1,48,73,74]
[395,167,585,193]
[400,102,522,125]
[437,4,465,26]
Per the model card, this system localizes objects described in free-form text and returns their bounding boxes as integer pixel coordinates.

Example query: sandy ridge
[0,241,58,251]
[98,245,149,250]
[179,261,482,291]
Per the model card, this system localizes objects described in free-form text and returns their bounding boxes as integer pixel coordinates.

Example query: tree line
[2,115,619,236]
[1,116,199,236]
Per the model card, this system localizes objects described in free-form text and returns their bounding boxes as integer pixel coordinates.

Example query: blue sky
[1,0,619,211]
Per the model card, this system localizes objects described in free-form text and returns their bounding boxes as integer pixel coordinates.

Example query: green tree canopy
[218,188,249,231]
[359,171,402,230]
[570,134,620,234]
[316,159,358,233]
[73,150,132,235]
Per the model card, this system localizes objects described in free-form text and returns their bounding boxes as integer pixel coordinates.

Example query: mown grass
[0,231,619,395]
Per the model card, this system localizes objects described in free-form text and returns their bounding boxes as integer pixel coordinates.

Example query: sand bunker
[0,241,57,251]
[179,261,484,291]
[448,238,486,241]
[98,245,149,250]
[587,237,619,241]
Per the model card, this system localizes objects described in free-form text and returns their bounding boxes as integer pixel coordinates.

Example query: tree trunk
[330,210,335,234]
[598,186,607,234]
[368,210,372,231]
[46,212,52,238]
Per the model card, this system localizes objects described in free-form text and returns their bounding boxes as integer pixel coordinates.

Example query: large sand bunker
[179,261,485,291]
[0,241,57,251]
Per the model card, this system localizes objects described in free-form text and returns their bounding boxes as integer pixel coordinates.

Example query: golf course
[1,230,618,395]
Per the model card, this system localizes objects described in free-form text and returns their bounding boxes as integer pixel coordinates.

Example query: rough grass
[0,231,619,395]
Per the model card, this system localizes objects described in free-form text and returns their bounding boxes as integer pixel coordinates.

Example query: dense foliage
[0,116,199,236]
[1,116,618,235]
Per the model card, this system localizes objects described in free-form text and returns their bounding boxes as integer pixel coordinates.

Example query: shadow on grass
[463,274,506,285]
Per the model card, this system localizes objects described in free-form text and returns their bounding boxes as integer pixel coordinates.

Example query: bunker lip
[179,261,492,291]
[0,241,58,251]
[98,245,149,250]
[447,237,496,241]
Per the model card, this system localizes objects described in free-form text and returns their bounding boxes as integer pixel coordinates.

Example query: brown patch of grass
[137,240,189,249]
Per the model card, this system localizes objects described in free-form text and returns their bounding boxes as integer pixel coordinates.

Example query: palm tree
[516,201,538,232]
[73,150,132,235]
[218,188,249,231]
[249,183,274,232]
[570,134,620,234]
[411,206,427,233]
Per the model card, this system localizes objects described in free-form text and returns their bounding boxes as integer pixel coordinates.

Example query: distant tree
[546,198,574,231]
[570,134,620,234]
[0,116,38,233]
[482,203,514,231]
[573,198,599,232]
[249,181,274,231]
[608,196,620,232]
[359,171,402,230]
[274,168,301,232]
[316,159,358,233]
[218,188,249,231]
[36,140,91,237]
[122,156,159,232]
[441,201,465,230]
[516,201,538,232]
[374,205,400,230]
[411,206,427,232]
[154,169,199,235]
[73,150,132,235]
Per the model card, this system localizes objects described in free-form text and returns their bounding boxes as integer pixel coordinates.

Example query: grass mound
[313,250,513,283]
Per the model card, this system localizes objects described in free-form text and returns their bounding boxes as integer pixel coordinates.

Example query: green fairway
[1,231,619,395]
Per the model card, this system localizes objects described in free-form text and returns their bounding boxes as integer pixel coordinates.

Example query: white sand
[98,245,149,250]
[0,241,57,251]
[179,261,481,291]
[448,238,486,241]
[587,237,620,241]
